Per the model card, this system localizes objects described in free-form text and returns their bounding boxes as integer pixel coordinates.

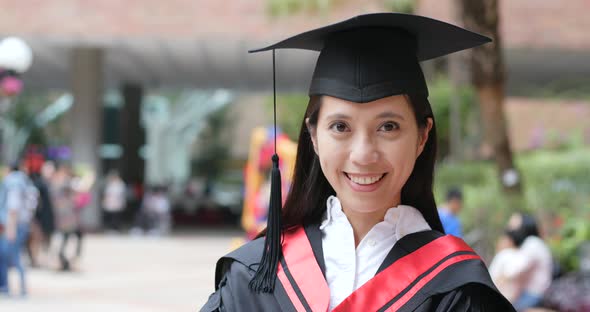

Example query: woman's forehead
[319,94,412,118]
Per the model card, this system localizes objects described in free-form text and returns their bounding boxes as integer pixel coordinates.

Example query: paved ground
[0,227,242,312]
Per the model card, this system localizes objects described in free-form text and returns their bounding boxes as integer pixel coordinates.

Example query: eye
[379,121,400,132]
[329,121,349,133]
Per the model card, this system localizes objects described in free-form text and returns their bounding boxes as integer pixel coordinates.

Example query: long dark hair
[506,213,540,247]
[281,94,444,232]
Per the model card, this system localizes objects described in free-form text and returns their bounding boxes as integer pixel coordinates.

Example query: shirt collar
[320,196,345,230]
[320,195,431,240]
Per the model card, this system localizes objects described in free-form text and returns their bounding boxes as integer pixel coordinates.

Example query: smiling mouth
[345,173,387,185]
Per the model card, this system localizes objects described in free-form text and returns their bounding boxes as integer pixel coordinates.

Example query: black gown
[201,225,515,312]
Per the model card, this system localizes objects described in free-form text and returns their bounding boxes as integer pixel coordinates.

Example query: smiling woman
[305,95,434,244]
[201,13,516,312]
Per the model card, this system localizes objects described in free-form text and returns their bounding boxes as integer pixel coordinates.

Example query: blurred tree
[459,0,522,194]
[4,92,51,144]
[265,93,308,140]
[383,0,415,13]
[0,92,58,163]
[192,105,234,183]
[266,0,334,16]
[429,77,478,160]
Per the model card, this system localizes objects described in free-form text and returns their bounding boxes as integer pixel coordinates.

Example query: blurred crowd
[0,158,92,296]
[439,187,590,312]
[0,154,174,297]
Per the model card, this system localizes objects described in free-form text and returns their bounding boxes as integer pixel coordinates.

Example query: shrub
[435,148,590,266]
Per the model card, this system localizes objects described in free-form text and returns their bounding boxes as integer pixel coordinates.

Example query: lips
[345,172,386,185]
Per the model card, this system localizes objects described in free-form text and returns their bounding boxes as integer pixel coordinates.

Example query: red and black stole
[275,225,483,312]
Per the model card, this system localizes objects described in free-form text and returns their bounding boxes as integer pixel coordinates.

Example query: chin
[341,195,394,213]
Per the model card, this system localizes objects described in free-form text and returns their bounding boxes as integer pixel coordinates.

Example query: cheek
[383,140,418,179]
[316,133,346,179]
[316,131,341,159]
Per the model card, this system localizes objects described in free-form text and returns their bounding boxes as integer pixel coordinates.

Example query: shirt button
[368,239,376,247]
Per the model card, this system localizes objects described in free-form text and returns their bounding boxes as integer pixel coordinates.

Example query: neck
[341,204,395,247]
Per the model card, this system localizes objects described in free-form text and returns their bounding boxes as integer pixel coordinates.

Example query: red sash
[277,227,330,312]
[277,226,481,312]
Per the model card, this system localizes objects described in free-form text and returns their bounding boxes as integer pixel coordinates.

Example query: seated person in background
[438,187,463,237]
[502,213,553,311]
[489,233,524,303]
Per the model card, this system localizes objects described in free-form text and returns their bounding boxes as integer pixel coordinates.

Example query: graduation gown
[201,224,515,312]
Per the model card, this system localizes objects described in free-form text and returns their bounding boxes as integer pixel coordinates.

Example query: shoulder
[202,238,285,312]
[214,237,265,288]
[398,232,502,290]
[521,236,552,255]
[418,283,516,311]
[222,236,265,267]
[400,234,515,311]
[523,235,548,248]
[438,208,455,219]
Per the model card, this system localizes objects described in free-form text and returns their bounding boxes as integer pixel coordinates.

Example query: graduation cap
[248,12,491,293]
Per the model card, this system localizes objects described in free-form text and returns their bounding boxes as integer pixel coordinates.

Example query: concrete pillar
[69,46,104,230]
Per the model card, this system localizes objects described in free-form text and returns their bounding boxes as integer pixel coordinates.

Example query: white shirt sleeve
[503,238,536,278]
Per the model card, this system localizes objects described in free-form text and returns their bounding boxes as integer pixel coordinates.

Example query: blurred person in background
[25,157,56,268]
[500,213,553,311]
[0,161,38,296]
[51,164,78,271]
[438,187,463,237]
[151,186,171,235]
[489,233,523,303]
[130,186,155,235]
[0,168,9,293]
[30,161,57,267]
[132,185,171,236]
[101,170,126,232]
[70,168,94,262]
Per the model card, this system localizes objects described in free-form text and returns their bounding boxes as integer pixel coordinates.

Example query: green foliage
[520,149,590,216]
[192,105,234,180]
[435,148,590,265]
[549,217,590,272]
[3,91,55,146]
[265,93,309,141]
[541,128,586,151]
[266,0,333,16]
[429,77,478,159]
[383,0,415,13]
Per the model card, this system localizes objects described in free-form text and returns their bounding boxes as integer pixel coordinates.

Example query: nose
[349,134,380,166]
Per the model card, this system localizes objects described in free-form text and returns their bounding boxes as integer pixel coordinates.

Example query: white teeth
[348,174,384,185]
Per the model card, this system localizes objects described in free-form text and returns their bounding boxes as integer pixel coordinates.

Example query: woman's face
[508,213,522,230]
[308,95,432,214]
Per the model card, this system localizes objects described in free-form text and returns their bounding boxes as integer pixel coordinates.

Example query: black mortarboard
[247,13,491,293]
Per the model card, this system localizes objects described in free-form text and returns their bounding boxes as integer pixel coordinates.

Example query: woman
[202,13,515,311]
[503,213,553,310]
[489,233,522,303]
[51,164,79,271]
[102,170,126,232]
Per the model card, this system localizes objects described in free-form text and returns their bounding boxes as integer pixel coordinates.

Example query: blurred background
[0,0,589,311]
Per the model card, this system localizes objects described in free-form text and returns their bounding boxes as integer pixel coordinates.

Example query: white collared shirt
[320,196,431,311]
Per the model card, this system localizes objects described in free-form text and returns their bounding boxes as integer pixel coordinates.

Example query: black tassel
[249,154,282,293]
[249,49,282,293]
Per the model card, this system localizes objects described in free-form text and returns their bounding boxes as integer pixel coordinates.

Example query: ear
[306,118,319,155]
[416,117,433,157]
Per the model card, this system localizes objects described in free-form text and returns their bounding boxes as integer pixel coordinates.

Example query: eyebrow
[324,113,352,120]
[324,111,406,120]
[376,111,405,120]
